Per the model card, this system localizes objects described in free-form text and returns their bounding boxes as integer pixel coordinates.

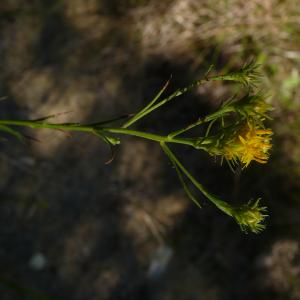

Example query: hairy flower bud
[233,94,273,119]
[230,199,268,233]
[219,61,262,87]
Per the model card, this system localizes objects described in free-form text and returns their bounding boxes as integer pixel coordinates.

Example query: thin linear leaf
[122,76,171,128]
[93,129,120,145]
[161,143,202,208]
[174,163,202,208]
[87,113,134,127]
[0,125,24,142]
[93,130,117,164]
[141,76,172,112]
[30,111,72,122]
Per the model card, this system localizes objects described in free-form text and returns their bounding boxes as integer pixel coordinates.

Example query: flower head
[233,94,273,119]
[220,60,262,87]
[221,121,273,167]
[230,199,268,233]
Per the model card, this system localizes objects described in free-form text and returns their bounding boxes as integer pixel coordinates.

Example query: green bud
[233,93,273,119]
[230,199,268,233]
[220,60,262,87]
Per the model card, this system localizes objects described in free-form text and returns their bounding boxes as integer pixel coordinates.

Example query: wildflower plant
[0,61,273,233]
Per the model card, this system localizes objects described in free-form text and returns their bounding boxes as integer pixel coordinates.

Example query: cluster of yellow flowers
[203,93,273,169]
[224,122,272,167]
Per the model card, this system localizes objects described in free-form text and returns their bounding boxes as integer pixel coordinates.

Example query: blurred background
[1,0,300,299]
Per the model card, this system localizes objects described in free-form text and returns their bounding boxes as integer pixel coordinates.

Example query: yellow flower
[224,122,272,167]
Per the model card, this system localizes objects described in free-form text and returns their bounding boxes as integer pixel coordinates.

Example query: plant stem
[0,120,197,147]
[160,142,232,216]
[122,74,236,129]
[0,120,93,132]
[101,128,196,146]
[168,118,206,138]
[168,105,235,138]
[122,78,171,129]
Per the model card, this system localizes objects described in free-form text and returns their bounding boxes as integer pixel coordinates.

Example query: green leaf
[161,142,202,208]
[87,114,134,127]
[94,130,120,145]
[105,136,120,145]
[0,125,24,142]
[122,76,171,128]
[174,163,202,208]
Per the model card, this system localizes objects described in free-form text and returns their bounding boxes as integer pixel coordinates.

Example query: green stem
[168,105,235,138]
[0,120,198,147]
[122,78,171,128]
[168,118,205,138]
[123,79,207,128]
[121,74,236,129]
[102,127,195,146]
[0,120,94,132]
[160,142,233,216]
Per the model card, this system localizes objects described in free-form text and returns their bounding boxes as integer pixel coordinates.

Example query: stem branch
[160,142,232,216]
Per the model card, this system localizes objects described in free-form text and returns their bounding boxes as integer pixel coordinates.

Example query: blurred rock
[29,252,47,271]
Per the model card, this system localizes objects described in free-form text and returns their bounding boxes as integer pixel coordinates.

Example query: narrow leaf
[144,75,172,110]
[174,163,202,208]
[93,130,118,164]
[31,111,72,122]
[87,114,134,127]
[122,76,171,128]
[0,125,24,142]
[161,142,202,208]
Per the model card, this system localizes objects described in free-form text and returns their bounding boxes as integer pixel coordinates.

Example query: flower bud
[230,199,268,233]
